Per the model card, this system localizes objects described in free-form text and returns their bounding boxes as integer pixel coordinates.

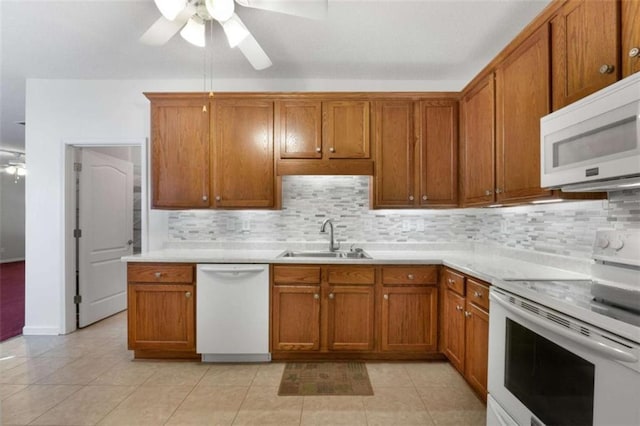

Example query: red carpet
[0,261,25,341]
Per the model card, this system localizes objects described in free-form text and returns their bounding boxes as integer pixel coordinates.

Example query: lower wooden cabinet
[381,286,438,352]
[127,263,198,359]
[271,264,440,359]
[441,268,490,401]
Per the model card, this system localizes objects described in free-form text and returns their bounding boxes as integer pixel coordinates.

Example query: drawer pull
[185,291,192,298]
[456,305,463,311]
[464,311,472,318]
[154,272,162,278]
[314,293,319,300]
[315,147,321,153]
[328,293,335,299]
[384,294,389,300]
[448,278,455,285]
[473,291,483,298]
[407,274,415,280]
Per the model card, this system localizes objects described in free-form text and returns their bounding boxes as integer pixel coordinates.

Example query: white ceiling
[0,0,551,151]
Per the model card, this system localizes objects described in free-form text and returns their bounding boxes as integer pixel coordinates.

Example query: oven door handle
[490,292,638,363]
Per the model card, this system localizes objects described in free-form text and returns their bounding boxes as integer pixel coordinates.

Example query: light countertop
[123,248,589,283]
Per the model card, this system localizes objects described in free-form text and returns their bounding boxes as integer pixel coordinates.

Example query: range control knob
[610,238,625,251]
[596,237,610,249]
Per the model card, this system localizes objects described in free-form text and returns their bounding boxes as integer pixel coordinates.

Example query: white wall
[0,172,25,262]
[25,77,462,335]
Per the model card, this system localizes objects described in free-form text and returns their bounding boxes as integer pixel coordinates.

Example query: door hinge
[74,162,82,172]
[74,294,82,304]
[74,229,82,238]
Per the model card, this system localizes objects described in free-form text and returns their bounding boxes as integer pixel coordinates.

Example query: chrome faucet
[320,218,340,252]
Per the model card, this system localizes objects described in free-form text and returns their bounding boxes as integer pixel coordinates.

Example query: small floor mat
[278,362,374,396]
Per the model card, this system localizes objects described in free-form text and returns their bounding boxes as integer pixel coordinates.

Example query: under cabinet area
[441,267,490,401]
[127,263,198,359]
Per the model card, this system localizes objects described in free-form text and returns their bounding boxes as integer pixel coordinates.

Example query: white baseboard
[0,258,25,264]
[22,326,60,336]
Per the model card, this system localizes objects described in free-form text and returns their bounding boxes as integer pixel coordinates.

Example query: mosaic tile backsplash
[167,176,640,259]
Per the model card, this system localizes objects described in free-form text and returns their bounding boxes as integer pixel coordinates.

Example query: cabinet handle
[456,305,463,311]
[630,47,640,58]
[383,294,389,300]
[154,272,162,278]
[408,195,414,201]
[315,147,321,153]
[215,196,221,201]
[422,195,428,201]
[328,293,334,299]
[485,189,493,196]
[185,291,192,298]
[464,311,472,318]
[474,291,483,298]
[599,64,614,74]
[202,195,208,201]
[329,147,335,153]
[495,188,503,194]
[407,274,415,280]
[313,293,319,300]
[448,278,455,285]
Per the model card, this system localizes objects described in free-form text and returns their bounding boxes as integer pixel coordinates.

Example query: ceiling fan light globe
[154,0,187,21]
[222,15,250,47]
[205,0,235,22]
[180,17,206,47]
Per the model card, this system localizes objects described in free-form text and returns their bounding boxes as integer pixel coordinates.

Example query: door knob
[599,64,614,74]
[629,47,640,58]
[315,147,321,153]
[185,291,192,298]
[383,294,389,300]
[313,293,319,299]
[154,272,162,278]
[328,293,335,299]
[329,147,335,153]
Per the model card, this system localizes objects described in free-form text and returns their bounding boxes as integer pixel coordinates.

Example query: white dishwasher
[196,264,270,362]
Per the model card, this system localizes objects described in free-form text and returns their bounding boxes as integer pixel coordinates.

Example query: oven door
[488,287,640,426]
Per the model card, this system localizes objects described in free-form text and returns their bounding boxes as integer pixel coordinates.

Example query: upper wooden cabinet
[622,0,640,77]
[323,101,370,159]
[460,75,495,207]
[373,98,457,208]
[276,99,373,175]
[149,96,210,208]
[211,99,274,208]
[495,24,552,203]
[146,94,276,210]
[551,0,620,110]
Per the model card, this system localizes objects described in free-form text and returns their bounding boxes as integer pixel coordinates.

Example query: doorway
[63,141,146,333]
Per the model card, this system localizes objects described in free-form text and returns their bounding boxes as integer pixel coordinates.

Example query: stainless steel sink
[278,250,372,259]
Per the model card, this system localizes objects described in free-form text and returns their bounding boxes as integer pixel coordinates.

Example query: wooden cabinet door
[551,0,619,110]
[418,101,458,207]
[381,286,438,352]
[464,302,489,400]
[277,100,322,159]
[496,25,552,203]
[443,288,466,372]
[622,0,640,77]
[127,283,195,351]
[327,285,375,351]
[149,97,209,208]
[212,99,274,208]
[272,285,321,351]
[323,101,370,159]
[460,75,495,207]
[373,100,416,207]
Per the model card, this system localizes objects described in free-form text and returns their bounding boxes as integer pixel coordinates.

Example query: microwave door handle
[490,293,638,363]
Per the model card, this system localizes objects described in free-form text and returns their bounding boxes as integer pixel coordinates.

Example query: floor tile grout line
[20,383,84,426]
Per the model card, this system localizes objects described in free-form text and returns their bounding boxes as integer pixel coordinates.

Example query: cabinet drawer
[467,278,489,311]
[128,264,194,283]
[273,266,321,285]
[443,268,465,295]
[382,266,438,285]
[327,266,375,285]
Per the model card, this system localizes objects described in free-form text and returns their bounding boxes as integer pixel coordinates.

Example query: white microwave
[541,72,640,192]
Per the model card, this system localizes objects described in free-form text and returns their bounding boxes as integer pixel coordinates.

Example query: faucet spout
[320,219,340,252]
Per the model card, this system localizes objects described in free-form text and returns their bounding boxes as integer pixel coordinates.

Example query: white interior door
[78,149,133,327]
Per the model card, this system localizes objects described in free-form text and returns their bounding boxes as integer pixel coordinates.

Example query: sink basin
[278,250,372,259]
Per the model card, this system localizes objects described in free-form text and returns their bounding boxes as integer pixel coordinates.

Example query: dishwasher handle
[198,265,267,274]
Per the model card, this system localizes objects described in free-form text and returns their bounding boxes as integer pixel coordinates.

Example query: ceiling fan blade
[238,32,273,70]
[235,0,327,20]
[140,5,196,45]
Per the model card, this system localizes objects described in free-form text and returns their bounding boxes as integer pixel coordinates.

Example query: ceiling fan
[141,0,328,70]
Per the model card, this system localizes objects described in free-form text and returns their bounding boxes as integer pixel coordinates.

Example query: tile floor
[0,312,486,425]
